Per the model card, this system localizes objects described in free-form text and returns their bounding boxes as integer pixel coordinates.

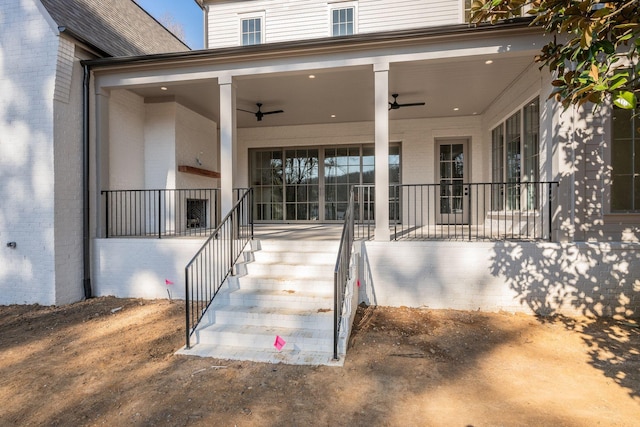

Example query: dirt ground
[1,297,639,426]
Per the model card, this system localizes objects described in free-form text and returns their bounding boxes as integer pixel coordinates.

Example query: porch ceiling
[131,53,536,128]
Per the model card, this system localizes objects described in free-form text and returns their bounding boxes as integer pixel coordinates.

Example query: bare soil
[1,297,639,426]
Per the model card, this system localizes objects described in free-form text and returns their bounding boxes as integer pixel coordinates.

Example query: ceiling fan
[238,102,284,121]
[389,93,426,110]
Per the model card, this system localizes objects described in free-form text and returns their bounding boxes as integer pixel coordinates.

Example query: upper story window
[241,13,264,46]
[463,0,472,22]
[330,2,357,36]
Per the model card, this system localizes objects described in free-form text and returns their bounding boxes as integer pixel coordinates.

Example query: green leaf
[591,7,611,18]
[613,91,637,109]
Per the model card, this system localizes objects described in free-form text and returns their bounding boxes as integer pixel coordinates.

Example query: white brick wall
[53,48,85,305]
[359,241,640,317]
[54,36,74,103]
[109,89,146,189]
[0,0,59,305]
[175,103,218,189]
[93,238,207,299]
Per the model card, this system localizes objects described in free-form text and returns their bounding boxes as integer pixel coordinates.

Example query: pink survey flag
[357,279,361,288]
[274,335,286,351]
[165,279,174,285]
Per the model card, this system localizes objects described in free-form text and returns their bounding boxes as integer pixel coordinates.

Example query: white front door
[437,140,468,225]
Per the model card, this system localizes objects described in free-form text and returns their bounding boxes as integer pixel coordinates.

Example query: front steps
[178,239,341,366]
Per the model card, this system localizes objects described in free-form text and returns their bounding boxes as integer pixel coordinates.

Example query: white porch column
[219,76,237,216]
[374,63,390,241]
[95,88,110,238]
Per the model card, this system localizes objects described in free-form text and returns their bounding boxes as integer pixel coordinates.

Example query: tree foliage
[470,0,640,109]
[159,12,187,45]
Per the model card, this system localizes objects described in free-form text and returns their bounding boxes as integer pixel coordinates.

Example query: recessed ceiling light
[309,75,316,79]
[330,114,336,118]
[453,107,460,111]
[485,60,493,65]
[160,86,168,91]
[473,112,478,115]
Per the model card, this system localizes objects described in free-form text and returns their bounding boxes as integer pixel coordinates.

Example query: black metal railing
[391,181,559,241]
[101,189,220,238]
[184,189,253,349]
[334,188,355,360]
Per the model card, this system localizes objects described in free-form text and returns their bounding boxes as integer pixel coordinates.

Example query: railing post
[157,189,162,239]
[104,191,109,239]
[467,185,472,241]
[185,268,191,349]
[250,189,254,240]
[548,183,553,242]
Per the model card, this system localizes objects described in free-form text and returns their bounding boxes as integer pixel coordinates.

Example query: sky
[134,0,204,50]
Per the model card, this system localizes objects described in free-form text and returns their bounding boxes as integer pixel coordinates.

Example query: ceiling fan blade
[398,102,426,108]
[262,110,284,115]
[237,108,256,114]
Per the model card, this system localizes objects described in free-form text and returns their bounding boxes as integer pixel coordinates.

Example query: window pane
[612,175,633,211]
[332,7,354,36]
[611,106,637,211]
[241,18,262,46]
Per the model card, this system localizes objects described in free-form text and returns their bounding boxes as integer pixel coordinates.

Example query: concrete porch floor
[253,223,344,240]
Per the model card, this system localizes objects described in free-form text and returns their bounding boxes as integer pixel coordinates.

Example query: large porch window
[491,97,540,210]
[250,145,400,222]
[611,104,640,211]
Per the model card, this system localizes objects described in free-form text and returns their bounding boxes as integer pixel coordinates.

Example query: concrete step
[242,262,334,278]
[206,304,333,329]
[248,250,337,265]
[251,240,339,253]
[177,343,339,366]
[211,288,333,309]
[225,275,334,292]
[195,323,333,352]
[185,237,341,366]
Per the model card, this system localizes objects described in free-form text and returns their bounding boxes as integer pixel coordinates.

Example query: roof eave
[83,17,539,69]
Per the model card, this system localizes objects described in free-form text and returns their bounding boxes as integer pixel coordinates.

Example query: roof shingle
[40,0,190,57]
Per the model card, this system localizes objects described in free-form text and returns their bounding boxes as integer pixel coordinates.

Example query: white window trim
[328,1,358,37]
[238,11,266,46]
[461,0,471,23]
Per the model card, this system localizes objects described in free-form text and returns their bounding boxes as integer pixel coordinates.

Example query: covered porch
[88,22,559,245]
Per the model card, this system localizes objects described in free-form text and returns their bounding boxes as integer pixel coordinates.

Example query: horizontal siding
[206,0,464,48]
[359,0,461,33]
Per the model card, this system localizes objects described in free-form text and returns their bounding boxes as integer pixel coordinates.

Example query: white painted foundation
[93,238,206,300]
[359,240,640,317]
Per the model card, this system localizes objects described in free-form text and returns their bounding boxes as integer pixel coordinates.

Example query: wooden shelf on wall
[178,165,221,179]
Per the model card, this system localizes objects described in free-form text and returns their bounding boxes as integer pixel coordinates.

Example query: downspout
[82,63,93,299]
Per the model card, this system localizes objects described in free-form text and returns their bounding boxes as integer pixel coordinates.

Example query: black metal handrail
[333,188,355,360]
[392,181,559,241]
[184,189,253,349]
[101,188,220,238]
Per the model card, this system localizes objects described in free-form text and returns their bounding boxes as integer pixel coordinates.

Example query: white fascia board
[93,31,542,90]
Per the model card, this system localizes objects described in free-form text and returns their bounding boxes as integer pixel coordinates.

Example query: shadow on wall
[489,241,639,318]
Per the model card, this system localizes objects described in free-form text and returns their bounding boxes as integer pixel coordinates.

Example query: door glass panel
[252,144,401,222]
[438,142,465,222]
[284,149,319,220]
[251,150,284,220]
[324,146,359,220]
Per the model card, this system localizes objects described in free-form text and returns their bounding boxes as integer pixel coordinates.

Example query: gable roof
[40,0,190,57]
